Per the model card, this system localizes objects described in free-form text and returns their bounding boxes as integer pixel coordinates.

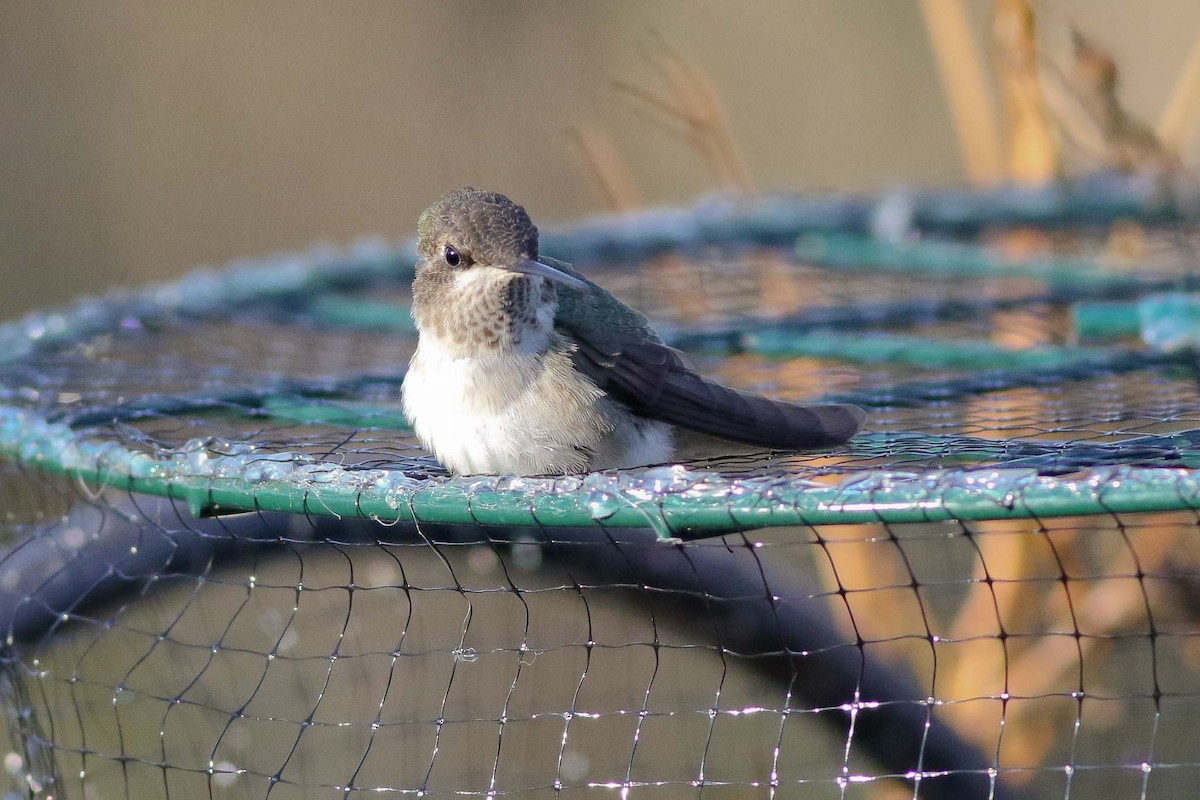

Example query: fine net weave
[1,176,1199,799]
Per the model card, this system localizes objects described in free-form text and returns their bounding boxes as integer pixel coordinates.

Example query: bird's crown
[416,187,539,268]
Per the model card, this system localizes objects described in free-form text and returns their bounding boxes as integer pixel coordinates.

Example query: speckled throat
[412,266,558,356]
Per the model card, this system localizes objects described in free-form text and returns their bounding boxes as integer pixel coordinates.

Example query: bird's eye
[443,245,461,268]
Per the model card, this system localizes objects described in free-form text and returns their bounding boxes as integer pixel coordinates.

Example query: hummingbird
[402,187,865,476]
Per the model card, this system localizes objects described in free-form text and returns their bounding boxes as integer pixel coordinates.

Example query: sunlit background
[5,5,1200,798]
[3,1,1200,321]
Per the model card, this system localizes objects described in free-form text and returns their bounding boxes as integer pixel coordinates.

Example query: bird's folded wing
[568,332,866,449]
[550,256,864,448]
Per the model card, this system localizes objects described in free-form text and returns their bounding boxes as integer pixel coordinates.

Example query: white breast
[402,332,672,475]
[401,341,482,471]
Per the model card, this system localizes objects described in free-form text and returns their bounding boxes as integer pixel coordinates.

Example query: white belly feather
[402,332,672,475]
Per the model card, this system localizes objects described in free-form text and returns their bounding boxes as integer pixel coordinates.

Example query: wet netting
[3,173,1200,800]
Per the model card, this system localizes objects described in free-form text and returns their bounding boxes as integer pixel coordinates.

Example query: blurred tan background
[2,1,1198,321]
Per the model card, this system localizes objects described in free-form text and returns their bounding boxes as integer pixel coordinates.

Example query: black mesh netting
[2,180,1200,799]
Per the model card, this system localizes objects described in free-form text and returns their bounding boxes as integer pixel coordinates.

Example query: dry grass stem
[942,526,1026,730]
[812,526,910,641]
[1001,521,1182,761]
[612,33,753,192]
[1157,29,1200,156]
[565,124,643,213]
[1065,28,1174,171]
[918,0,1005,185]
[992,0,1061,183]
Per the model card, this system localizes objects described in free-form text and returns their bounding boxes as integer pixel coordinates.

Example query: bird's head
[415,187,586,290]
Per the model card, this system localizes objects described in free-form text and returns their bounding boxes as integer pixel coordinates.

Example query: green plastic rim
[4,405,1199,540]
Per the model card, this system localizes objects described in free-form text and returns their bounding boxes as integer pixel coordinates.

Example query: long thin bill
[507,259,589,291]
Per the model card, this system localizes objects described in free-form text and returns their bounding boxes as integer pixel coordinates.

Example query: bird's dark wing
[550,258,865,449]
[546,256,665,343]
